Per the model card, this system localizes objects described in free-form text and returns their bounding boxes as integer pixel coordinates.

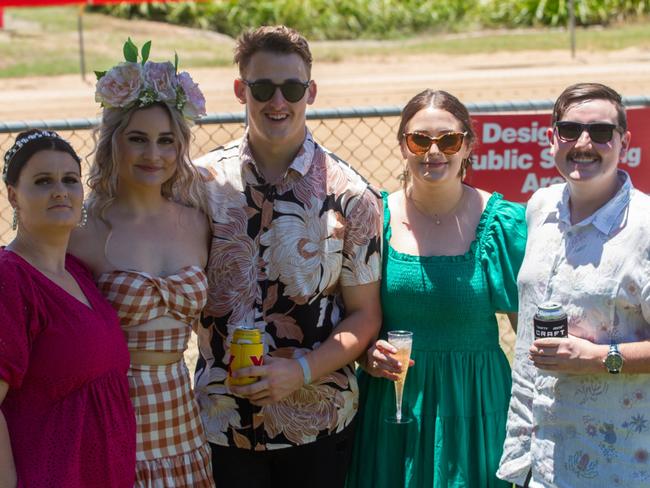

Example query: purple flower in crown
[143,61,178,103]
[95,62,144,108]
[95,38,207,121]
[177,71,207,119]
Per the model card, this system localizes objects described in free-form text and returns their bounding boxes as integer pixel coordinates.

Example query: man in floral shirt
[194,25,382,487]
[498,83,650,487]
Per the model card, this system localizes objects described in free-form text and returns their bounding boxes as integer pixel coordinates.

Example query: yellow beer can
[228,326,264,386]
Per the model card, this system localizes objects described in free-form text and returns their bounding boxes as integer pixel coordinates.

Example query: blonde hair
[86,103,207,218]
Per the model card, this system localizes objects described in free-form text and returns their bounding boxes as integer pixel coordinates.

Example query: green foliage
[94,0,650,38]
[480,0,650,27]
[94,0,481,39]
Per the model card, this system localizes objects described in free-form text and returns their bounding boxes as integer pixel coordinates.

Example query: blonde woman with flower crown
[69,40,214,487]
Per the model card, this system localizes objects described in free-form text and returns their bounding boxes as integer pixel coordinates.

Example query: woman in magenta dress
[0,129,136,487]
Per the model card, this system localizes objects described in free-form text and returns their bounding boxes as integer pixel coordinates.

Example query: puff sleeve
[0,262,38,389]
[481,197,527,313]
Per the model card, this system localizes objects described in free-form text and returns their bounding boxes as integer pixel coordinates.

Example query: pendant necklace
[405,186,465,226]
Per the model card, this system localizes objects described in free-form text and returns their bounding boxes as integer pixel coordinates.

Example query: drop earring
[78,206,88,228]
[11,208,18,231]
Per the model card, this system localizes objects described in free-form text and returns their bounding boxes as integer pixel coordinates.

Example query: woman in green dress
[347,89,526,488]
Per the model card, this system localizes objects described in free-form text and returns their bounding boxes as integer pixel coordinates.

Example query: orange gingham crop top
[96,265,208,353]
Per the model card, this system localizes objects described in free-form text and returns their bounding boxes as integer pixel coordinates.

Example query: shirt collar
[239,128,316,182]
[558,170,632,235]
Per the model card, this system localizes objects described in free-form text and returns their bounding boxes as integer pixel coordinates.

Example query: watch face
[606,353,624,371]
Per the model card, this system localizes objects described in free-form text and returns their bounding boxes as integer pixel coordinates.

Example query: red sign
[467,107,650,202]
[0,1,188,6]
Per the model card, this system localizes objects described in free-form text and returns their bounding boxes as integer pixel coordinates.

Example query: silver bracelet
[296,356,312,385]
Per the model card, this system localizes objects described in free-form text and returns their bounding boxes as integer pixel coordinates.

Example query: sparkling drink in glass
[386,330,413,424]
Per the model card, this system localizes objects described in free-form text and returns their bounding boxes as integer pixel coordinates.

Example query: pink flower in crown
[143,61,178,103]
[177,71,207,119]
[95,62,144,108]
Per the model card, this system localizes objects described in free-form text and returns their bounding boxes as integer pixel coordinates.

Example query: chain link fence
[0,106,415,243]
[3,97,648,358]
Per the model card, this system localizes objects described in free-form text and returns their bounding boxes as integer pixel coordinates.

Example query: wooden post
[77,4,86,81]
[569,0,576,59]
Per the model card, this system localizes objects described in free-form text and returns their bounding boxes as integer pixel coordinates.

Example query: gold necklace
[405,186,466,226]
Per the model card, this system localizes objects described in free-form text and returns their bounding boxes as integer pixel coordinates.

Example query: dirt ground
[1,46,650,121]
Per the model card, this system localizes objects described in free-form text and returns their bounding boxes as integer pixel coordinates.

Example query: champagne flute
[385,330,413,424]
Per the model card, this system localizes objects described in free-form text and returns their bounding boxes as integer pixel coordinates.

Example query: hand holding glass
[386,330,413,424]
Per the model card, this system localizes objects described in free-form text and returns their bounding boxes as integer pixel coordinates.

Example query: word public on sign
[467,107,649,202]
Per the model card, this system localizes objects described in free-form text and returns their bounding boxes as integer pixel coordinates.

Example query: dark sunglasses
[554,121,623,145]
[243,79,311,103]
[403,131,466,156]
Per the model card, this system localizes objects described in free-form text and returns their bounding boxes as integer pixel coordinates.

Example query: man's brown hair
[234,25,313,78]
[552,82,627,130]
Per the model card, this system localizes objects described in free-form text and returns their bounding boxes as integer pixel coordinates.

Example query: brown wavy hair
[234,25,312,78]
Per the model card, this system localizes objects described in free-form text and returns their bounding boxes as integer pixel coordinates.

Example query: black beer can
[533,301,568,338]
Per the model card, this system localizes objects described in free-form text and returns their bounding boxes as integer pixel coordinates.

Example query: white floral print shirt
[193,130,382,450]
[498,171,650,487]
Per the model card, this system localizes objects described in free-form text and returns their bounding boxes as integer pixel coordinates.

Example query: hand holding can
[228,326,264,386]
[534,301,568,339]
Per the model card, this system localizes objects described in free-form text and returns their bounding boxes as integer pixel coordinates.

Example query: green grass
[1,7,649,78]
[1,7,235,78]
[312,20,650,59]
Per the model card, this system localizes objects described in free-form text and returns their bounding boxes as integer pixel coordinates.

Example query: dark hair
[3,129,81,186]
[234,25,312,78]
[397,89,476,179]
[552,82,627,130]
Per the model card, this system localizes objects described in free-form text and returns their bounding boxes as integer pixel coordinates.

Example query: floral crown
[3,130,63,182]
[95,38,206,121]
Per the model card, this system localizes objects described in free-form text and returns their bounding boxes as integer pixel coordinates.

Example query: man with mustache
[498,83,650,488]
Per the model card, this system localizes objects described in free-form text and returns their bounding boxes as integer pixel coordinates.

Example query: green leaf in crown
[141,41,152,65]
[123,37,139,63]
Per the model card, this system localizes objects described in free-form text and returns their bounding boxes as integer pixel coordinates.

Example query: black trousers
[210,421,356,488]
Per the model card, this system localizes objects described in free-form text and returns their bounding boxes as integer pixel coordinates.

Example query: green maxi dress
[347,191,527,488]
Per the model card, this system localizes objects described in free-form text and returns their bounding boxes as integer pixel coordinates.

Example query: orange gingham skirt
[129,360,214,488]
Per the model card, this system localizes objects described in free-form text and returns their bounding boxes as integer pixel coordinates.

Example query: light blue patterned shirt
[498,171,650,487]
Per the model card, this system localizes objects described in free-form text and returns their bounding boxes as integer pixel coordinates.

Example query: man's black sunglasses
[554,121,623,145]
[243,79,311,103]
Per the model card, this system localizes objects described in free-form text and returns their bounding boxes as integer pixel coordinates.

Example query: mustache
[567,149,601,161]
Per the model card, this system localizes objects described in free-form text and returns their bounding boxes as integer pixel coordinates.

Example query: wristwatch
[604,343,624,374]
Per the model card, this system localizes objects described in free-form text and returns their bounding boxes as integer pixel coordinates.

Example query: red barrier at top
[466,106,650,202]
[0,1,187,6]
